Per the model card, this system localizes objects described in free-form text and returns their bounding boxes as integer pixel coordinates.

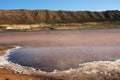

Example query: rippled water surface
[0,29,120,72]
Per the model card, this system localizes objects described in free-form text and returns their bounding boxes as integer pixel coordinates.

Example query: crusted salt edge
[0,56,9,66]
[0,46,36,74]
[0,47,13,66]
[59,59,120,74]
[0,46,49,75]
[0,46,81,74]
[1,46,120,75]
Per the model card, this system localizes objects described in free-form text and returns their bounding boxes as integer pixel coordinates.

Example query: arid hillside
[0,10,120,24]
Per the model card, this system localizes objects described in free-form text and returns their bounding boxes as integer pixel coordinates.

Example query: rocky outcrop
[0,10,120,24]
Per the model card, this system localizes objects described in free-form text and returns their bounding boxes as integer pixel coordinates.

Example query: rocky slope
[0,10,120,24]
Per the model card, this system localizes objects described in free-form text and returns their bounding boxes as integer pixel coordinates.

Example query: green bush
[0,26,6,28]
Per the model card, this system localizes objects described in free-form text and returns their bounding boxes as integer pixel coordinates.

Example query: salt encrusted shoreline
[0,46,120,79]
[0,46,35,74]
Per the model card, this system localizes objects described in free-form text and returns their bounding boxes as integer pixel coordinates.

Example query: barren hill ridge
[0,10,120,24]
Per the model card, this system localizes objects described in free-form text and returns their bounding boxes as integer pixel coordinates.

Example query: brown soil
[0,68,40,80]
[0,68,63,80]
[0,46,13,56]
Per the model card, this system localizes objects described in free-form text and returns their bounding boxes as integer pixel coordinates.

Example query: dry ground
[0,68,41,80]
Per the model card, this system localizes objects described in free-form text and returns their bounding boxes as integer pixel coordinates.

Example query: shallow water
[0,29,120,72]
[0,29,120,47]
[8,46,120,72]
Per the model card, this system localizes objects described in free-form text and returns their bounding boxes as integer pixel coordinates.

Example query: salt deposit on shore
[0,46,120,80]
[0,46,120,76]
[0,46,34,74]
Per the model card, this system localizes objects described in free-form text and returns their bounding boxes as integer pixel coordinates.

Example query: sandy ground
[0,68,62,80]
[0,46,13,56]
[0,68,40,80]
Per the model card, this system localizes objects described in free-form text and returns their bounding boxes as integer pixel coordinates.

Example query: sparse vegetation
[0,26,6,29]
[0,22,120,32]
[0,10,119,31]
